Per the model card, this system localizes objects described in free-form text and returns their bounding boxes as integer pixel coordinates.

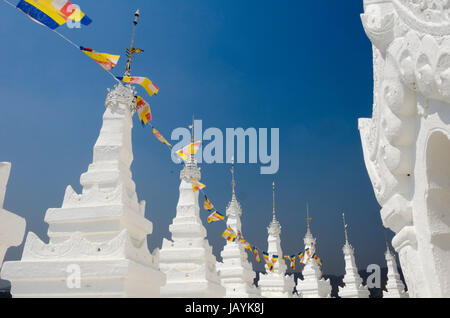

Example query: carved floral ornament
[363,1,450,101]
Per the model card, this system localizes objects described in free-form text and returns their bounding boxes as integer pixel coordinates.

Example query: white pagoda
[158,130,225,298]
[296,207,331,298]
[338,213,369,298]
[383,240,408,298]
[258,183,295,298]
[0,162,26,266]
[1,84,165,297]
[216,159,260,298]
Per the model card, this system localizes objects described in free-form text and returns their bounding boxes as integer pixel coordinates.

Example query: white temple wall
[360,0,450,297]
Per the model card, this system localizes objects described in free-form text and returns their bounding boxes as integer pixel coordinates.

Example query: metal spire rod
[231,156,235,195]
[272,182,276,220]
[191,115,195,143]
[342,212,349,244]
[124,9,140,77]
[306,202,312,230]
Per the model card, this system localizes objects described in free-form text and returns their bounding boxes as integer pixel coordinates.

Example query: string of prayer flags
[239,239,252,252]
[135,96,152,126]
[17,0,92,30]
[271,254,279,264]
[176,141,201,161]
[152,128,172,147]
[253,247,260,263]
[207,211,225,223]
[191,178,206,192]
[117,76,159,97]
[203,196,214,211]
[222,227,237,242]
[80,47,120,71]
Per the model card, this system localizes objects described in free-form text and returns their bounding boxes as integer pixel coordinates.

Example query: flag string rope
[3,0,321,271]
[144,119,323,270]
[2,0,121,84]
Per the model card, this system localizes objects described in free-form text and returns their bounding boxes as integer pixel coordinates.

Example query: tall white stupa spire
[338,213,370,298]
[258,182,295,298]
[2,83,165,297]
[297,204,332,298]
[383,233,408,298]
[159,118,225,298]
[217,157,260,298]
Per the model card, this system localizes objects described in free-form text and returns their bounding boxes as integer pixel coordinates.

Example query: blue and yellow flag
[17,0,92,30]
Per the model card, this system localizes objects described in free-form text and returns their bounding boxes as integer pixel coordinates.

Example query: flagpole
[124,9,140,77]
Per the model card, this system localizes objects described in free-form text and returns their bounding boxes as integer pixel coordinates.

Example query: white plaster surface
[1,84,165,297]
[359,0,450,297]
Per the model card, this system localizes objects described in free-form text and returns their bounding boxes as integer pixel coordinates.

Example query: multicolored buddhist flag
[298,252,304,264]
[285,256,295,270]
[262,252,269,262]
[135,96,152,126]
[17,0,92,30]
[239,239,252,252]
[80,47,120,71]
[253,247,260,263]
[152,128,172,147]
[222,227,237,242]
[191,178,206,192]
[267,262,274,273]
[207,211,225,223]
[271,254,279,264]
[176,141,201,161]
[203,196,214,211]
[117,76,159,97]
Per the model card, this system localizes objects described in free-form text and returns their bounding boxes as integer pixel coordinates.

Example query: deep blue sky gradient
[0,0,391,275]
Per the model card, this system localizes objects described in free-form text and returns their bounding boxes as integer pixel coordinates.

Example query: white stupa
[383,240,408,298]
[1,84,165,297]
[216,159,260,298]
[258,183,295,298]
[159,126,225,298]
[0,162,26,266]
[338,213,369,298]
[296,206,331,298]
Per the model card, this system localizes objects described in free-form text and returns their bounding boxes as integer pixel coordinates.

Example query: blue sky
[0,0,391,275]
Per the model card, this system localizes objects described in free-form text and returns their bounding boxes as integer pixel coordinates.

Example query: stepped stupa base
[1,230,165,298]
[159,238,225,298]
[259,273,295,298]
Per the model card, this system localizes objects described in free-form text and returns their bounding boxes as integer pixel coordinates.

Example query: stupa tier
[296,212,331,298]
[1,84,165,297]
[159,154,225,298]
[258,183,295,298]
[217,160,259,297]
[338,214,369,298]
[384,242,408,298]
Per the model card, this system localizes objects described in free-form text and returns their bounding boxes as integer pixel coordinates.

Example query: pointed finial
[306,202,312,231]
[342,212,349,244]
[272,182,276,221]
[190,114,195,143]
[124,9,142,77]
[231,156,235,195]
